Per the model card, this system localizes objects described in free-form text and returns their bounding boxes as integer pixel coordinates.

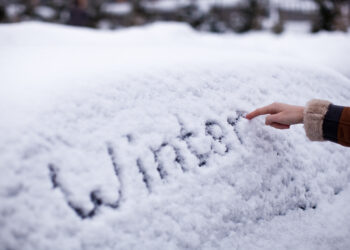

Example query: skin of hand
[245,102,305,129]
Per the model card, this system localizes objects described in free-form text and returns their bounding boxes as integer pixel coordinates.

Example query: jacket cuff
[303,99,331,141]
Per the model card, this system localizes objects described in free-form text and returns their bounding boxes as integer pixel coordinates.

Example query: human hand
[245,102,304,129]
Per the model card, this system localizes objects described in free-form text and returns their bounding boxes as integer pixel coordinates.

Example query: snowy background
[1,21,350,249]
[2,0,350,33]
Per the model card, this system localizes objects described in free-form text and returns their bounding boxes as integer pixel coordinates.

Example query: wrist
[297,106,305,124]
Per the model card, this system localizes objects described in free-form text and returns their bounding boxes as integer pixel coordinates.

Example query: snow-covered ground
[0,22,350,250]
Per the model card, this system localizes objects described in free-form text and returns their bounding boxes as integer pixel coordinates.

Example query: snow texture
[0,22,350,250]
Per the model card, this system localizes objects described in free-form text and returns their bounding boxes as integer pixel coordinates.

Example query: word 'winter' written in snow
[47,112,245,219]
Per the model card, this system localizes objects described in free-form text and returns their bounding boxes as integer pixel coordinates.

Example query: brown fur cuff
[303,99,331,141]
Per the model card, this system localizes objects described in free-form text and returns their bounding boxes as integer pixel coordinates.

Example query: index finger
[245,104,277,120]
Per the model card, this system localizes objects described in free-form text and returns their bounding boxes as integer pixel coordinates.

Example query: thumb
[265,113,284,126]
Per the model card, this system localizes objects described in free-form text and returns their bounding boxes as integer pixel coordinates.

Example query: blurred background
[0,0,349,33]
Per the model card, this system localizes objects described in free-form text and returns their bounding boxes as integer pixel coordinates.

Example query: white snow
[5,4,25,19]
[283,21,312,33]
[196,0,241,13]
[0,21,350,250]
[142,0,241,13]
[34,6,56,20]
[271,0,318,12]
[101,2,132,16]
[142,0,190,12]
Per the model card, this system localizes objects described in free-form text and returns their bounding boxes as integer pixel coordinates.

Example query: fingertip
[245,111,256,120]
